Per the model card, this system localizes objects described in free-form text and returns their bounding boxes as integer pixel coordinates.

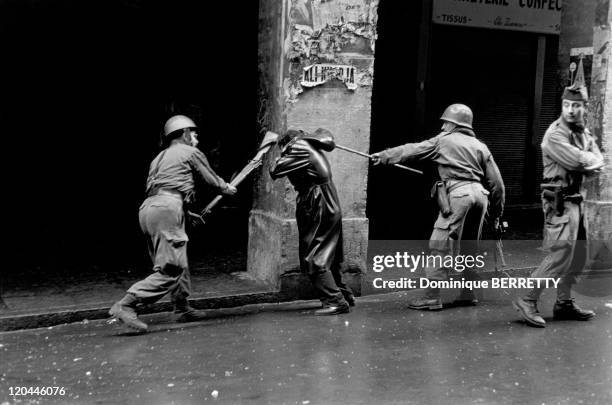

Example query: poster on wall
[432,0,562,34]
[569,47,593,89]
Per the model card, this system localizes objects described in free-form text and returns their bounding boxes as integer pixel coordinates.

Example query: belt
[148,188,183,199]
[446,179,479,193]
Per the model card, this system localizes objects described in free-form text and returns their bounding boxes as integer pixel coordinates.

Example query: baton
[198,131,279,222]
[335,144,423,175]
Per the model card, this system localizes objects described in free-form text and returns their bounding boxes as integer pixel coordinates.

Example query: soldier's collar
[559,117,585,133]
[453,127,476,137]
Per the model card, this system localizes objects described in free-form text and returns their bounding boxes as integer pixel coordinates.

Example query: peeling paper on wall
[301,63,358,90]
[311,0,378,33]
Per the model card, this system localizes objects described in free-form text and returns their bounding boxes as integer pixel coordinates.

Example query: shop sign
[433,0,562,35]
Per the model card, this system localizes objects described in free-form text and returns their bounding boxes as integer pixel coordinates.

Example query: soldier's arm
[585,131,605,171]
[544,130,604,172]
[269,141,311,179]
[376,135,440,165]
[484,154,505,219]
[191,149,231,193]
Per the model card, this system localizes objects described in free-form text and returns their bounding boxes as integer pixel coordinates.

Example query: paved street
[1,290,611,405]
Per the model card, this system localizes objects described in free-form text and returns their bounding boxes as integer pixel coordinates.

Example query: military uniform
[375,104,505,309]
[513,86,604,327]
[513,84,603,327]
[528,118,603,294]
[270,129,353,314]
[128,143,230,304]
[110,115,233,331]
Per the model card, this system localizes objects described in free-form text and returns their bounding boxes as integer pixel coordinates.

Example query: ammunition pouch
[431,181,452,217]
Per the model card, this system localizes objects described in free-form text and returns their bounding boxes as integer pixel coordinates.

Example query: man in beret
[513,85,604,328]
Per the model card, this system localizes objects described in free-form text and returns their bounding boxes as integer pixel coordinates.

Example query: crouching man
[270,128,355,315]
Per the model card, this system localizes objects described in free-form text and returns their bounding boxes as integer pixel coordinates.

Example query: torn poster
[301,63,357,90]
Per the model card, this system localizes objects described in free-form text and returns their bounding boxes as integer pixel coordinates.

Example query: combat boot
[407,287,443,310]
[343,292,356,307]
[513,297,545,328]
[109,294,148,332]
[174,299,200,323]
[553,299,595,321]
[315,300,350,316]
[406,296,443,310]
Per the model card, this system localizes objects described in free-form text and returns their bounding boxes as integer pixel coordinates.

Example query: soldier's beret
[562,85,588,102]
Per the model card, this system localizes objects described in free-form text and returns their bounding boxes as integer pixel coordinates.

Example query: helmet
[440,104,473,129]
[163,115,197,137]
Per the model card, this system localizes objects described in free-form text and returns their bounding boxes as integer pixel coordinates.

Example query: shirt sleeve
[378,135,440,165]
[543,129,603,172]
[483,154,505,219]
[586,131,604,168]
[190,150,229,192]
[270,142,311,179]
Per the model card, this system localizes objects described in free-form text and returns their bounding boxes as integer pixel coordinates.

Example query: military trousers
[127,194,191,305]
[525,199,586,301]
[425,182,489,286]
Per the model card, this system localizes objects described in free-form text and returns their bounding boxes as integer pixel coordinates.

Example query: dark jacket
[270,132,343,274]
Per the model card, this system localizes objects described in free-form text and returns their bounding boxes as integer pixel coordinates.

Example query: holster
[431,181,452,217]
[540,183,564,216]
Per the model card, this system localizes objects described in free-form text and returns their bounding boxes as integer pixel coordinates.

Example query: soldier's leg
[128,210,188,305]
[553,205,595,321]
[408,191,473,310]
[556,203,586,300]
[454,185,488,304]
[515,200,577,327]
[111,196,187,330]
[171,266,192,309]
[524,201,578,301]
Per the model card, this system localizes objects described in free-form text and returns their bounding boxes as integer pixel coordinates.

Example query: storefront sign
[433,0,562,35]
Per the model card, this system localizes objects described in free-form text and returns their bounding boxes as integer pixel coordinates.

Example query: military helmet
[163,115,197,137]
[440,104,473,129]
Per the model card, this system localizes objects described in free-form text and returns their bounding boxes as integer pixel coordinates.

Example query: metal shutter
[429,26,537,205]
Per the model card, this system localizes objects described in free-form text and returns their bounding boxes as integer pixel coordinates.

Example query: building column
[584,0,612,274]
[248,0,378,297]
[559,0,612,294]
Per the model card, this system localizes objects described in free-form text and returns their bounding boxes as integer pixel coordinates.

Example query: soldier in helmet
[270,128,354,316]
[109,115,237,331]
[371,104,505,310]
[513,85,604,328]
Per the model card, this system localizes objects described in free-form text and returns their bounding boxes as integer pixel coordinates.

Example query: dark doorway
[368,0,434,240]
[1,0,265,313]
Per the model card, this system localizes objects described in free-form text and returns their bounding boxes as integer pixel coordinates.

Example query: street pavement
[1,290,611,405]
